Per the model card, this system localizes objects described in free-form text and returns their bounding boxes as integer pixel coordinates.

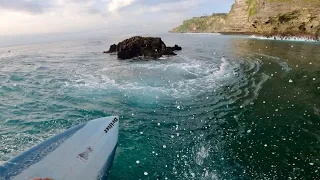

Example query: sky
[0,0,234,46]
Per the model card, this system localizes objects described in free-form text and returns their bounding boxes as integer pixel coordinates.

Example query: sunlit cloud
[108,0,137,13]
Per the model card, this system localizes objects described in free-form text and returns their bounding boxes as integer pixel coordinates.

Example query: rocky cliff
[171,0,320,39]
[170,13,227,33]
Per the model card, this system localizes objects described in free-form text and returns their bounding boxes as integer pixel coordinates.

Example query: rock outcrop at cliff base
[171,0,320,40]
[104,36,182,60]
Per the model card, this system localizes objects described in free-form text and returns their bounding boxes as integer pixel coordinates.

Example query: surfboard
[0,116,119,180]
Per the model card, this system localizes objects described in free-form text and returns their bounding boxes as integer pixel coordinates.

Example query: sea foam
[249,35,319,42]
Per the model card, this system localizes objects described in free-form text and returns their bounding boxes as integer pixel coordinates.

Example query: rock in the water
[104,44,117,53]
[174,44,182,51]
[167,44,182,51]
[164,49,177,56]
[104,36,181,60]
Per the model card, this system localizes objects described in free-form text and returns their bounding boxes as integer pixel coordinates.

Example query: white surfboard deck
[0,116,119,180]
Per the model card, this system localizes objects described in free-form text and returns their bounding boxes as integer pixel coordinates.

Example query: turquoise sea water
[0,34,320,179]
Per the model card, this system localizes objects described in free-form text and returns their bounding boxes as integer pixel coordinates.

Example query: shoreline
[170,32,320,42]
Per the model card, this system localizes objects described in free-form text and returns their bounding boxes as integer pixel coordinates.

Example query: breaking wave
[249,35,320,42]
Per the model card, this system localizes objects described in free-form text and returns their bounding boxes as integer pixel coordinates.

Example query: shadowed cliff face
[247,0,320,38]
[171,0,320,38]
[223,0,251,32]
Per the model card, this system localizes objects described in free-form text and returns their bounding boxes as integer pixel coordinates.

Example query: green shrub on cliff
[247,0,257,16]
[172,14,227,33]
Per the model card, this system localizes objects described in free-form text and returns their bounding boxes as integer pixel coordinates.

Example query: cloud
[108,0,137,13]
[134,0,210,13]
[137,0,191,7]
[0,0,234,37]
[0,0,53,14]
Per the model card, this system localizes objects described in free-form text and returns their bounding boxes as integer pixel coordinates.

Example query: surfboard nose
[1,116,119,180]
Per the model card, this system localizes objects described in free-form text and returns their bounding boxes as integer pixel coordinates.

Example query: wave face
[1,34,320,179]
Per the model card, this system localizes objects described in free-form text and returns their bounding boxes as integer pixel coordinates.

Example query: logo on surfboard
[104,117,118,133]
[77,147,93,162]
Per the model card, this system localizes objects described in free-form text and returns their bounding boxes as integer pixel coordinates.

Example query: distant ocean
[0,34,319,179]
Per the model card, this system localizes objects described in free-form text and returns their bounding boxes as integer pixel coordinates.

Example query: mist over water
[0,34,320,179]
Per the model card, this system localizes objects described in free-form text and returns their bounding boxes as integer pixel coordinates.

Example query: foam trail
[66,56,241,99]
[195,146,209,166]
[256,53,291,72]
[241,73,269,107]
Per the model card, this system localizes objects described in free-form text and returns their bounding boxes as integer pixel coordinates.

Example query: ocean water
[0,34,320,179]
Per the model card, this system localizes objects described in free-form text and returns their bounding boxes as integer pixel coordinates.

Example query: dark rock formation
[104,44,117,53]
[166,44,182,51]
[104,36,181,60]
